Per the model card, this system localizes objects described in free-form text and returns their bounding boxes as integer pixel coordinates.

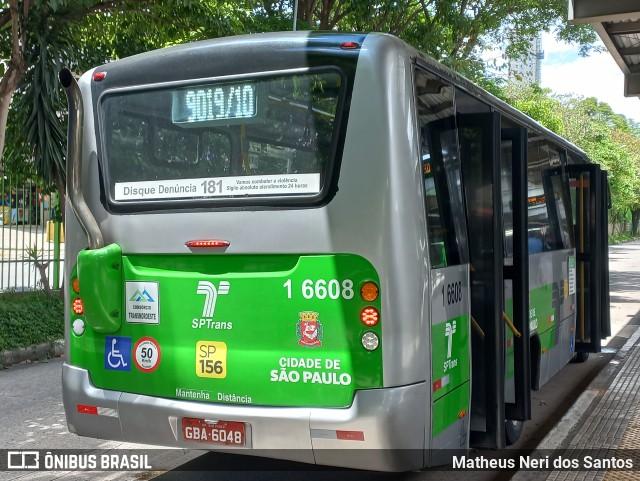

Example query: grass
[609,233,640,245]
[0,291,64,352]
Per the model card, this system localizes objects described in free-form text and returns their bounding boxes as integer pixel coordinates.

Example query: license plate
[182,417,246,446]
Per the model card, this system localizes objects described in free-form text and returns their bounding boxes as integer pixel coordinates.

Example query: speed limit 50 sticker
[134,337,162,372]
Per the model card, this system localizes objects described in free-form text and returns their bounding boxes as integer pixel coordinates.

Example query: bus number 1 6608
[443,281,462,306]
[283,279,354,300]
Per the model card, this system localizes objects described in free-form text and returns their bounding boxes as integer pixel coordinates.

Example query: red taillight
[360,307,379,327]
[77,404,98,415]
[93,71,107,81]
[340,42,359,50]
[336,430,365,441]
[72,298,84,315]
[185,240,230,248]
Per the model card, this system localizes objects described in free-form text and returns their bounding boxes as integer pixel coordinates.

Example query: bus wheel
[572,351,590,363]
[505,420,524,446]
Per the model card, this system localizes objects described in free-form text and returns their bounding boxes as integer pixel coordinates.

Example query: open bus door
[501,126,531,439]
[566,164,611,355]
[457,109,532,449]
[457,110,504,449]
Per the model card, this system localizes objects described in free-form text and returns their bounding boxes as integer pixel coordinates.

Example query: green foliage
[0,291,64,352]
[609,232,639,245]
[249,1,600,80]
[500,84,640,223]
[503,84,565,134]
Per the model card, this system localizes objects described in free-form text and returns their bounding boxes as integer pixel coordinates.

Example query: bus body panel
[63,363,427,471]
[429,265,472,454]
[529,248,577,388]
[70,253,383,408]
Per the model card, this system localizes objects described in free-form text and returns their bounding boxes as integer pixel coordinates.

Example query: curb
[0,339,64,368]
[536,322,640,451]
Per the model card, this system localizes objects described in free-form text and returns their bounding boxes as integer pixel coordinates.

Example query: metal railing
[1,177,64,292]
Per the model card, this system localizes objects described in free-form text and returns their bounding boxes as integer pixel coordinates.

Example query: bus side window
[527,137,567,252]
[415,69,468,269]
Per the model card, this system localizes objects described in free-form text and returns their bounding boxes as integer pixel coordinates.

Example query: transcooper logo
[197,281,230,318]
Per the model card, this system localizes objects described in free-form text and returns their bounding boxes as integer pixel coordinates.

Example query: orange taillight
[72,278,80,294]
[360,282,379,302]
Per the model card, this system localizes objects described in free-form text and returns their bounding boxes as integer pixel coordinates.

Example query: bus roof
[90,31,589,162]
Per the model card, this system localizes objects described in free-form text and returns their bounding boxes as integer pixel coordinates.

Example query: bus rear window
[99,71,343,205]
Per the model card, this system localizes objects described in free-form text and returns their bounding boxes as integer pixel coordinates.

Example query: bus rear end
[62,32,426,471]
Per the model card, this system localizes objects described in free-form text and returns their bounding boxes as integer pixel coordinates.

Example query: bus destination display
[172,83,256,124]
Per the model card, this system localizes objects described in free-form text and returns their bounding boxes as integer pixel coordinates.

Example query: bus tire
[505,420,524,446]
[572,351,590,363]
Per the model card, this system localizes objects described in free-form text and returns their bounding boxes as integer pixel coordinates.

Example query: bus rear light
[185,240,230,248]
[76,404,119,418]
[360,282,379,302]
[77,404,98,415]
[72,319,86,336]
[360,307,380,327]
[72,278,80,294]
[93,71,107,81]
[72,298,84,315]
[361,332,379,351]
[336,430,365,441]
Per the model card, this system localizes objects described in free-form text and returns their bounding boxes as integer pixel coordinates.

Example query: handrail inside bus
[60,68,104,250]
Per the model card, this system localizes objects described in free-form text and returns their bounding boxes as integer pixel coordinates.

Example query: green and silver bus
[60,32,610,471]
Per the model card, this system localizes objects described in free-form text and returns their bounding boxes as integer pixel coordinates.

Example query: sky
[539,31,640,123]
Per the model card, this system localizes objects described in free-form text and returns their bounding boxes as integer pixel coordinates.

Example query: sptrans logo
[193,281,232,330]
[445,320,457,358]
[444,320,458,372]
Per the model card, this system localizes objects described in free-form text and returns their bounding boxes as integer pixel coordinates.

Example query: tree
[0,0,602,202]
[255,0,599,79]
[499,83,640,234]
[0,0,244,207]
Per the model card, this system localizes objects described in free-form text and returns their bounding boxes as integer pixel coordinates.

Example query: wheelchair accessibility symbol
[105,336,132,371]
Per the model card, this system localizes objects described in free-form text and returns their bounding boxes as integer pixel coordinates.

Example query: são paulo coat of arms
[297,311,323,347]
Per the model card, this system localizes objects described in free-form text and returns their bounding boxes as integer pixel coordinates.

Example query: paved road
[0,357,202,481]
[2,241,640,480]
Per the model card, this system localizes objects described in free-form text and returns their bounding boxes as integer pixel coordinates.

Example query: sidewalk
[512,241,640,480]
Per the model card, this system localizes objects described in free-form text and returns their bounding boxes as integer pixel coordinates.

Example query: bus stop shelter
[569,0,640,97]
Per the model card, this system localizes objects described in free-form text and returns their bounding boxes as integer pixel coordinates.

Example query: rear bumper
[62,363,428,471]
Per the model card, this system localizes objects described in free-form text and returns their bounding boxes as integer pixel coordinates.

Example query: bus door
[501,125,531,434]
[566,164,611,353]
[456,102,506,449]
[415,68,472,464]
